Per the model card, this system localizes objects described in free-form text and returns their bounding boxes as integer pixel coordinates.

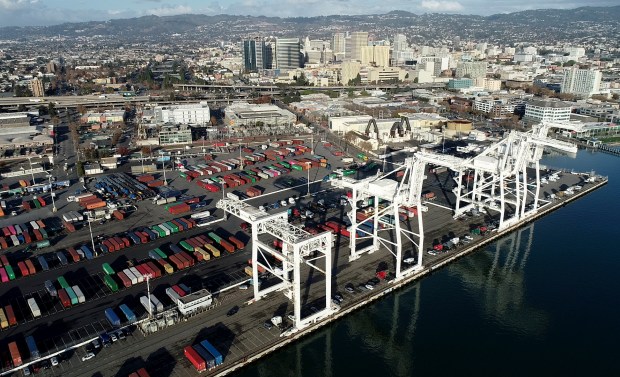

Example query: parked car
[81,352,95,362]
[227,306,239,316]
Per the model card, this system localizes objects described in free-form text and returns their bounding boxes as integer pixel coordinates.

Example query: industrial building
[224,102,296,128]
[154,102,211,126]
[158,124,193,145]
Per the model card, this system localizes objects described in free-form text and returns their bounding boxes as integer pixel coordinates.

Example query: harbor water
[232,150,620,377]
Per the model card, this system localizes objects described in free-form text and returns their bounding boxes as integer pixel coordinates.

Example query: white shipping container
[72,285,86,303]
[27,297,41,317]
[139,296,155,314]
[10,235,19,246]
[129,267,144,283]
[166,287,181,304]
[62,214,73,223]
[149,295,164,313]
[124,269,138,285]
[30,220,40,230]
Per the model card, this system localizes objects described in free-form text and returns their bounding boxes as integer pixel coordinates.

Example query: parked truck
[25,335,40,359]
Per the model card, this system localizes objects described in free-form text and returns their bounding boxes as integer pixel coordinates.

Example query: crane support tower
[329,121,577,281]
[216,199,334,331]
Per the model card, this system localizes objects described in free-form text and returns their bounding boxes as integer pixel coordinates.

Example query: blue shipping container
[128,233,141,244]
[37,256,49,271]
[169,244,182,254]
[105,308,121,326]
[199,340,223,366]
[119,304,136,322]
[193,345,216,370]
[148,250,161,260]
[25,335,40,359]
[81,245,93,260]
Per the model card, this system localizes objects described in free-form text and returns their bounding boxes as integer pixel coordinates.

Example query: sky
[0,0,617,27]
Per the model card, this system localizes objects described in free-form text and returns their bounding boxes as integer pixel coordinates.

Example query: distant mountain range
[1,6,619,46]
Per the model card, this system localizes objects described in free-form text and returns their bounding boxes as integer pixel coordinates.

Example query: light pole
[139,151,145,174]
[160,151,168,185]
[47,174,57,212]
[27,156,36,185]
[306,161,311,197]
[86,213,96,256]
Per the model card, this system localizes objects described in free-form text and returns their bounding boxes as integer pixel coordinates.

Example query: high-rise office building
[243,38,265,72]
[360,45,390,67]
[332,33,346,61]
[393,34,407,52]
[275,38,302,70]
[345,32,368,61]
[561,67,602,98]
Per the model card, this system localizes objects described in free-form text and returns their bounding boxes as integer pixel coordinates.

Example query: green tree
[563,60,577,67]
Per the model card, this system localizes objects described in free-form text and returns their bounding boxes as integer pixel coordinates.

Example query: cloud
[420,0,463,12]
[0,0,38,10]
[145,4,192,16]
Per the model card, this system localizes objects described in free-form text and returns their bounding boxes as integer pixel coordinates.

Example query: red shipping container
[63,220,76,233]
[172,285,186,297]
[168,203,190,215]
[197,235,212,245]
[179,251,195,267]
[185,197,199,204]
[120,237,131,248]
[137,174,155,183]
[112,210,125,220]
[2,227,10,237]
[137,368,151,377]
[219,239,235,254]
[103,239,115,253]
[0,237,7,249]
[17,261,29,277]
[5,305,17,325]
[140,263,156,279]
[86,201,107,210]
[117,271,132,288]
[170,219,186,232]
[135,231,148,244]
[174,253,189,269]
[136,264,150,278]
[156,258,172,272]
[25,259,36,275]
[36,220,45,228]
[58,289,71,308]
[33,229,42,241]
[193,251,203,262]
[67,247,80,262]
[8,341,22,367]
[147,180,164,188]
[186,238,201,249]
[38,197,46,206]
[184,346,206,372]
[0,255,8,266]
[146,262,162,278]
[229,236,244,250]
[22,201,31,211]
[23,232,32,244]
[168,254,183,270]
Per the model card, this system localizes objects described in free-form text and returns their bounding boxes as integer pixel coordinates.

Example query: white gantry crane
[329,121,577,280]
[216,198,334,331]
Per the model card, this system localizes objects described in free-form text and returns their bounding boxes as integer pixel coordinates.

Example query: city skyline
[0,0,618,27]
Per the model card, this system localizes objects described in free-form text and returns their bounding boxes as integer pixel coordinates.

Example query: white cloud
[0,0,38,10]
[145,4,192,16]
[420,0,463,12]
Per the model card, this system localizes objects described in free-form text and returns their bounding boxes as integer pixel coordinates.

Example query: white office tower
[332,33,346,61]
[561,68,602,98]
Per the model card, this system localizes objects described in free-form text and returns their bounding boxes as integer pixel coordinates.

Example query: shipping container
[4,264,15,280]
[179,240,194,252]
[4,305,16,326]
[117,271,132,288]
[57,275,70,289]
[8,341,22,367]
[149,295,164,313]
[105,308,121,326]
[24,259,36,275]
[184,345,206,372]
[101,263,115,275]
[25,335,40,359]
[219,239,235,254]
[65,287,78,305]
[0,308,7,329]
[72,285,86,303]
[18,261,29,277]
[129,267,144,283]
[58,288,71,308]
[119,304,136,322]
[139,296,155,314]
[193,344,217,370]
[205,244,221,258]
[27,297,41,317]
[166,287,181,304]
[199,339,223,365]
[136,368,150,377]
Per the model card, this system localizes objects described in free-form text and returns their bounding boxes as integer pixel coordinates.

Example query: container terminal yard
[0,119,608,377]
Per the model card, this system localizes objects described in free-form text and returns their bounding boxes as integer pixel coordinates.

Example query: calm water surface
[233,150,620,377]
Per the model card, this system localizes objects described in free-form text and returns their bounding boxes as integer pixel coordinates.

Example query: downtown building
[243,38,273,71]
[275,38,302,71]
[561,68,602,98]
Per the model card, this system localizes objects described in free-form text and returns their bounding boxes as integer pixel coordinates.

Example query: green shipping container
[4,265,15,280]
[179,241,194,252]
[292,165,303,171]
[179,172,187,178]
[166,222,179,233]
[33,200,41,209]
[39,228,48,239]
[154,248,168,259]
[281,162,291,168]
[57,276,70,289]
[357,153,367,160]
[66,287,78,305]
[245,170,256,176]
[208,232,222,244]
[102,263,115,275]
[342,169,356,176]
[104,275,119,292]
[151,226,166,238]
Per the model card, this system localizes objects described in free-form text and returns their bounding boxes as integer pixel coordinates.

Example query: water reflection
[448,223,549,335]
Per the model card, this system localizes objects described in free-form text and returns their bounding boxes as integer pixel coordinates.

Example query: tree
[76,161,85,177]
[612,93,619,101]
[117,146,130,156]
[14,85,33,97]
[210,115,218,126]
[563,60,577,67]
